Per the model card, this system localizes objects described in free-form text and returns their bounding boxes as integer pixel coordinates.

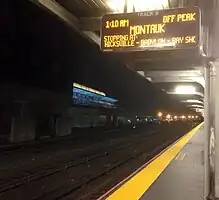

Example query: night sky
[0,0,193,115]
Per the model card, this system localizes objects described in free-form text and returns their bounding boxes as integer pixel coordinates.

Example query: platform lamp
[157,112,163,118]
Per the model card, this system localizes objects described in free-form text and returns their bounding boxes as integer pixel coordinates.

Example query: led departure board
[101,7,200,52]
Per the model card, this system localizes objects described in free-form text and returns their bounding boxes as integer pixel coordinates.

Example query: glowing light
[130,0,169,11]
[166,114,171,119]
[196,116,198,118]
[157,112,163,117]
[73,83,106,96]
[181,115,186,119]
[182,99,204,104]
[192,116,195,119]
[175,85,196,94]
[107,0,169,13]
[174,116,178,119]
[188,115,191,119]
[187,105,204,108]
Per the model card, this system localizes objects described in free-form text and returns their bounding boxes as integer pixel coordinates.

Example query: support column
[106,114,112,127]
[56,116,72,137]
[204,66,211,199]
[10,117,36,142]
[10,102,36,143]
[214,60,219,198]
[208,0,219,198]
[210,65,216,124]
[113,115,118,127]
[208,63,216,199]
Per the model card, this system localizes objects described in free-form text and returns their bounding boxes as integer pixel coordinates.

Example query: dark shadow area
[1,0,193,116]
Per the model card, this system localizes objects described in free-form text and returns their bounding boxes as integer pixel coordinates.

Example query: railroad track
[79,133,185,200]
[0,128,154,173]
[0,124,194,200]
[32,131,184,200]
[31,138,154,200]
[0,127,138,154]
[0,130,158,194]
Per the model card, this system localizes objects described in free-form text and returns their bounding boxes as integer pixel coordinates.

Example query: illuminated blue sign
[72,83,118,109]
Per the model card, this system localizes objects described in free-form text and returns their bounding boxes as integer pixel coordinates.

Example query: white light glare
[166,114,171,119]
[107,0,169,13]
[183,100,203,104]
[157,112,163,117]
[187,105,204,108]
[175,85,196,94]
[132,0,168,11]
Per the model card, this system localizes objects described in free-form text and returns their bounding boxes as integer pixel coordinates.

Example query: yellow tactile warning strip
[103,123,203,200]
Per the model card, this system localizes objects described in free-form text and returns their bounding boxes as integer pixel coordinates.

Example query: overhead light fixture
[187,105,204,108]
[175,85,196,94]
[107,0,169,13]
[182,99,204,104]
[131,0,169,11]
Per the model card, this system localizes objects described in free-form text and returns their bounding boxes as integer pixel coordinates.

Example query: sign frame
[100,6,201,53]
